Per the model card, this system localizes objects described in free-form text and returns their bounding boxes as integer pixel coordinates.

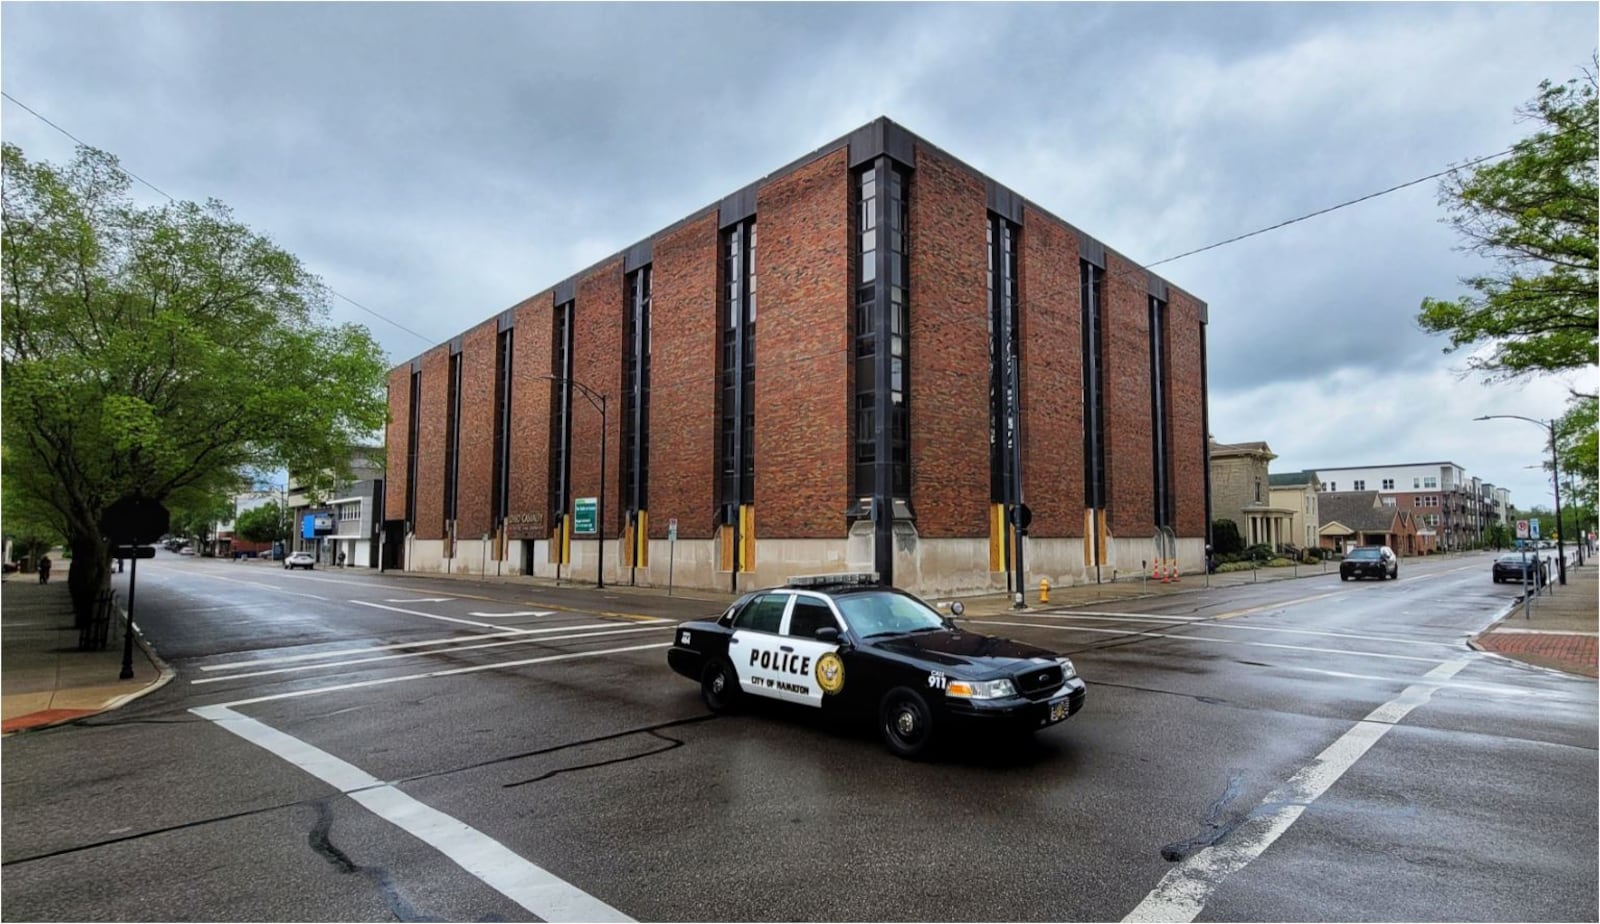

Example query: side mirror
[815,627,841,643]
[949,601,965,617]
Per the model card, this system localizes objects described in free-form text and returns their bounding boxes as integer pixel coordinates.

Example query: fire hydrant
[1039,578,1050,604]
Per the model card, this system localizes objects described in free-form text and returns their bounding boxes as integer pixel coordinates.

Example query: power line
[1,90,437,347]
[1142,147,1514,269]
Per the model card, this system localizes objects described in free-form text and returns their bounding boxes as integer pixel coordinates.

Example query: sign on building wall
[573,498,598,535]
[503,512,544,540]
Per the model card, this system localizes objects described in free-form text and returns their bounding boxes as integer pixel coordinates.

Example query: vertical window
[887,168,910,498]
[1354,480,1366,491]
[1382,478,1394,490]
[1081,260,1107,509]
[988,214,1021,507]
[623,266,652,517]
[443,350,463,528]
[854,167,878,499]
[719,220,756,516]
[852,162,912,502]
[406,370,421,527]
[1149,295,1172,527]
[491,328,514,527]
[549,301,574,525]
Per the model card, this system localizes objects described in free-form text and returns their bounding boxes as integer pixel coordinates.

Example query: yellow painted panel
[740,505,756,570]
[636,510,649,568]
[990,504,1006,572]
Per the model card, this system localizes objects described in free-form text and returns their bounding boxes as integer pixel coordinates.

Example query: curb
[1,603,176,736]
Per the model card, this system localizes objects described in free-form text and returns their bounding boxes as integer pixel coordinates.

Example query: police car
[667,573,1086,758]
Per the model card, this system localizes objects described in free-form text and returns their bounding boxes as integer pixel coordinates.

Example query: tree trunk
[66,532,109,629]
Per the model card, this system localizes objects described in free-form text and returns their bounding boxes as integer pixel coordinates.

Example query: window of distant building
[1382,479,1394,490]
[1354,480,1366,491]
[1424,477,1438,488]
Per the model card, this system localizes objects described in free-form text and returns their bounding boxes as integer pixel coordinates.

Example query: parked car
[1339,545,1398,581]
[177,546,195,556]
[1491,552,1547,585]
[283,551,315,570]
[668,573,1085,759]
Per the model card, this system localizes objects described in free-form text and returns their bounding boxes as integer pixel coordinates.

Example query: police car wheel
[701,659,740,714]
[879,687,934,758]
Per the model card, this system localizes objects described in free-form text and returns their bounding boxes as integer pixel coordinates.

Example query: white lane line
[388,597,454,603]
[351,600,543,633]
[1123,658,1471,923]
[981,621,1445,663]
[208,641,673,708]
[468,611,557,619]
[1043,610,1207,622]
[200,630,531,671]
[190,625,672,684]
[199,620,634,672]
[167,571,330,600]
[190,704,632,922]
[1024,612,1461,648]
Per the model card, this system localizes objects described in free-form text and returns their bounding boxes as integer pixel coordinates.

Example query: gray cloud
[4,2,1594,510]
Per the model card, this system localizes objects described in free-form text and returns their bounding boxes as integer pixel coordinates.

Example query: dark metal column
[872,156,894,585]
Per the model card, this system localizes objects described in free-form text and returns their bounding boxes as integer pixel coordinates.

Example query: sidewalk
[1469,558,1598,678]
[1,572,172,735]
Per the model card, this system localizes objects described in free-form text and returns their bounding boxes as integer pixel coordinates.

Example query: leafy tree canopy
[236,500,288,545]
[1418,63,1598,386]
[2,142,389,618]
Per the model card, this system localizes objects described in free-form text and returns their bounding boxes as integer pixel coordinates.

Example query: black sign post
[101,497,170,680]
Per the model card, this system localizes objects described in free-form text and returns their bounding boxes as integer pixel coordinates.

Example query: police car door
[778,593,847,708]
[728,592,792,704]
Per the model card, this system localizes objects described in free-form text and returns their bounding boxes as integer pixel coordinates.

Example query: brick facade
[454,319,498,539]
[413,345,449,541]
[383,118,1207,588]
[754,148,851,539]
[908,145,989,538]
[647,213,720,540]
[508,292,553,528]
[1101,251,1154,539]
[571,260,625,538]
[1019,205,1085,539]
[1167,290,1207,538]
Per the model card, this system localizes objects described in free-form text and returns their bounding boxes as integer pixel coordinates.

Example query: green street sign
[573,497,598,535]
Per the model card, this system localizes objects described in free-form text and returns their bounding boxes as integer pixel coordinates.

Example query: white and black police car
[667,573,1085,758]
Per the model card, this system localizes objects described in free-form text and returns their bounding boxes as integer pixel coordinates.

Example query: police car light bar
[786,572,880,588]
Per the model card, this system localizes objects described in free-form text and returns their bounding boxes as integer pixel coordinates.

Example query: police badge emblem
[815,652,845,694]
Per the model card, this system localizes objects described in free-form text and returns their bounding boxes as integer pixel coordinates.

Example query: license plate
[1048,699,1069,723]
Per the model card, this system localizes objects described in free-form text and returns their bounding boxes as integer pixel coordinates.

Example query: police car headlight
[946,678,1017,699]
[1057,657,1078,681]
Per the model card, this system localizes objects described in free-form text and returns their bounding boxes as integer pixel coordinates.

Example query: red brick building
[384,118,1210,595]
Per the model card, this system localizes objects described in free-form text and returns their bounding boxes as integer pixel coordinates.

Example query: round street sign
[102,496,171,545]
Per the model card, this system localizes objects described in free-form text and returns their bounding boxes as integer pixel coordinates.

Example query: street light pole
[545,375,607,589]
[1475,414,1567,585]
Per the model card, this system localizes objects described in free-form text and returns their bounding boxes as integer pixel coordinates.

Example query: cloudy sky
[4,3,1595,512]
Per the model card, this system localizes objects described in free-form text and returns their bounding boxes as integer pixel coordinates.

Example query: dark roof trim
[554,279,575,305]
[719,183,758,228]
[623,239,652,273]
[849,117,915,170]
[986,179,1023,224]
[1079,234,1106,269]
[496,308,515,332]
[1148,274,1169,301]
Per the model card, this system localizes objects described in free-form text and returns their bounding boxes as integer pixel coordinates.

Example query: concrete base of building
[395,532,1206,597]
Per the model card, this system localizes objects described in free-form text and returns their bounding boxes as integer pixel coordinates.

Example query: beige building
[1268,471,1322,552]
[1210,440,1298,550]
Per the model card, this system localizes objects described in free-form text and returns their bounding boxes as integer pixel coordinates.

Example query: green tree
[1484,522,1511,551]
[1556,396,1597,513]
[236,500,288,545]
[1418,64,1598,384]
[2,143,389,621]
[1211,519,1243,555]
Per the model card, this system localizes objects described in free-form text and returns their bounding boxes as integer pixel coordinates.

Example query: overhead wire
[1,90,438,347]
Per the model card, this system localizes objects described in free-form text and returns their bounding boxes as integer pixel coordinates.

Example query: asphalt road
[2,551,1595,922]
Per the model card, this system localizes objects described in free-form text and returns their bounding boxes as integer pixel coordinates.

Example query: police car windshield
[835,592,946,638]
